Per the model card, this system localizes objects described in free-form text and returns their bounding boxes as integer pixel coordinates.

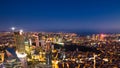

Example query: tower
[14,31,25,53]
[45,41,52,67]
[14,31,27,68]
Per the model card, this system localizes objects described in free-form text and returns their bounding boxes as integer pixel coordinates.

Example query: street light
[11,27,15,31]
[19,29,23,35]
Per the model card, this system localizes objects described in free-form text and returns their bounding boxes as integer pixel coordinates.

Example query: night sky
[0,0,120,33]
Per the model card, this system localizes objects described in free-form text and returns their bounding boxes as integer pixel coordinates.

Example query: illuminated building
[14,30,27,68]
[0,53,4,63]
[100,34,106,41]
[29,38,32,46]
[45,41,52,66]
[40,39,45,50]
[32,33,39,46]
[14,31,25,53]
[35,36,39,47]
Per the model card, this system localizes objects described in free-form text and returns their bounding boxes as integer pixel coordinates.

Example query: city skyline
[0,0,120,33]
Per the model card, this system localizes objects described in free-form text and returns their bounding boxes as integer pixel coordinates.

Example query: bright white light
[55,61,59,64]
[11,27,15,31]
[16,51,27,58]
[118,39,120,41]
[103,58,108,62]
[19,29,23,35]
[57,43,64,45]
[20,29,23,33]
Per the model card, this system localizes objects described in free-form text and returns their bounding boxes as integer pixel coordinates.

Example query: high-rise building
[14,31,27,68]
[45,41,52,66]
[14,32,25,53]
